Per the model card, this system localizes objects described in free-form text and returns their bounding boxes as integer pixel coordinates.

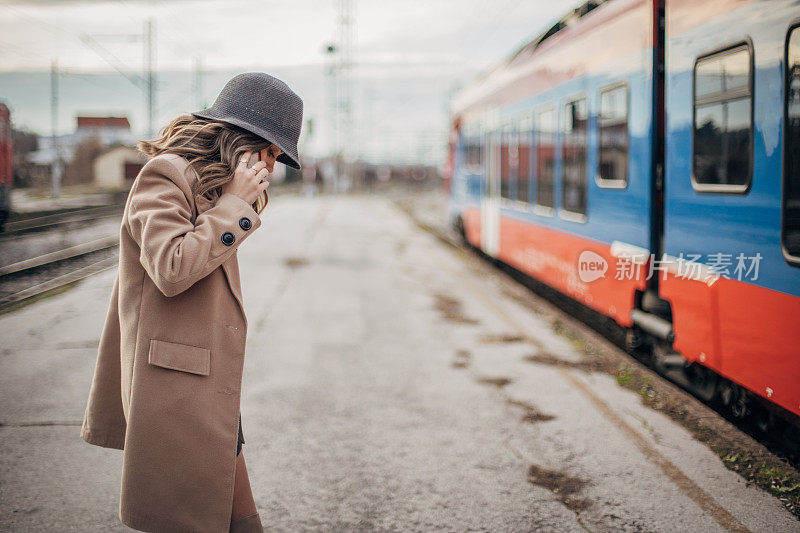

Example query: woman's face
[259,144,283,173]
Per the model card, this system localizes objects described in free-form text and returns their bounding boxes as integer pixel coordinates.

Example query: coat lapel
[194,190,247,328]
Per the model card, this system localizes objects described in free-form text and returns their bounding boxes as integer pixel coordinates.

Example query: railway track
[0,204,124,311]
[0,254,118,311]
[0,235,120,312]
[1,204,124,240]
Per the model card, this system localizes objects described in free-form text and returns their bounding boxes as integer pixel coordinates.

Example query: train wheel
[720,381,749,419]
[652,342,685,374]
[624,326,651,360]
[754,405,775,433]
[454,216,467,246]
[684,363,718,403]
[625,327,643,352]
[651,343,718,403]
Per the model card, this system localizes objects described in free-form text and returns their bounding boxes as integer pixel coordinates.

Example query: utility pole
[50,59,62,199]
[324,43,338,194]
[144,18,156,137]
[337,0,356,191]
[323,0,356,193]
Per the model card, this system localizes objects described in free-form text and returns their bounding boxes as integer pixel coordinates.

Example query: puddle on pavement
[432,293,479,325]
[478,333,526,344]
[506,398,556,424]
[523,351,609,373]
[451,349,471,369]
[283,257,310,269]
[527,464,591,512]
[475,375,513,388]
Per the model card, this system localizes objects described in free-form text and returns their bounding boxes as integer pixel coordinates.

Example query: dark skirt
[236,413,245,456]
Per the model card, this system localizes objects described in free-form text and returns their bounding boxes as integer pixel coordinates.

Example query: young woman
[79,72,303,532]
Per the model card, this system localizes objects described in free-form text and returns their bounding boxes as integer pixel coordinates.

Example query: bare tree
[64,134,103,186]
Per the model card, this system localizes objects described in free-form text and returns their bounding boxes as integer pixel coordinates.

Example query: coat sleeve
[125,157,263,297]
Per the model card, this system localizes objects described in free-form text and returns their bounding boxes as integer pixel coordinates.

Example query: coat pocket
[148,339,210,376]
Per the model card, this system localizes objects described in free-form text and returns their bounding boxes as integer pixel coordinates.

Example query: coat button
[238,217,252,231]
[221,231,235,246]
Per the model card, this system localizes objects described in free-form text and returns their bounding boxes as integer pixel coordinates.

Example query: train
[446,0,800,428]
[0,103,11,232]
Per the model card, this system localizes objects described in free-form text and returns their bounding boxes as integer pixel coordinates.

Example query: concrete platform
[0,195,796,532]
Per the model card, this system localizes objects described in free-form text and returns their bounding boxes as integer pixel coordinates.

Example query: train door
[481,110,500,256]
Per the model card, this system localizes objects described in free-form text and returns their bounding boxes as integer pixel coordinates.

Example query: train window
[535,108,556,209]
[518,116,533,204]
[598,83,628,186]
[484,129,495,197]
[509,127,520,201]
[500,124,512,200]
[692,44,752,192]
[696,48,749,97]
[784,27,800,263]
[466,132,483,169]
[562,97,588,215]
[457,131,468,169]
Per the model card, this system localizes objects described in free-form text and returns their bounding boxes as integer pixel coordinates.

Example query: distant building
[28,114,140,187]
[29,114,138,168]
[92,144,147,190]
[75,116,136,146]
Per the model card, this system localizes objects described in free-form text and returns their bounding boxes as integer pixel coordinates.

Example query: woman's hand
[221,150,271,205]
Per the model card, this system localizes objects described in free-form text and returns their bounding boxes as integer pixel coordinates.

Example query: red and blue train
[446,0,800,426]
[0,103,11,232]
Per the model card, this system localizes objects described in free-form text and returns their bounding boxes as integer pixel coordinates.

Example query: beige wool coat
[80,152,263,532]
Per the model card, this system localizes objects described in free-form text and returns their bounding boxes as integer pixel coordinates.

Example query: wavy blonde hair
[137,114,273,215]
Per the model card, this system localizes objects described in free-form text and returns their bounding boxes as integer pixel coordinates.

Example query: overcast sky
[0,0,577,163]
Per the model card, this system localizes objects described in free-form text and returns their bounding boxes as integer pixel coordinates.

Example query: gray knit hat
[191,72,303,169]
